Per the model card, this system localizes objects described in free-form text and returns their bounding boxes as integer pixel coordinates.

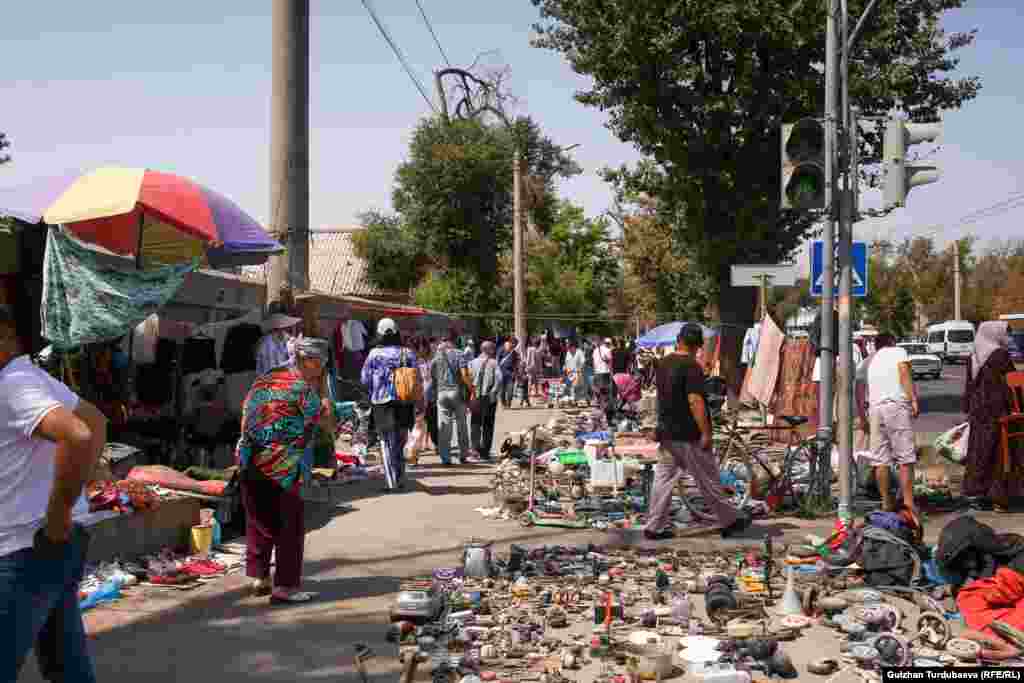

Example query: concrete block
[85,497,202,564]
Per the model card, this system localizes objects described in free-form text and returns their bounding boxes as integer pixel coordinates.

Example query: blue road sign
[811,241,868,297]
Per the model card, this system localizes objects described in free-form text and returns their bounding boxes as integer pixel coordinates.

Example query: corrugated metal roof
[240,227,409,301]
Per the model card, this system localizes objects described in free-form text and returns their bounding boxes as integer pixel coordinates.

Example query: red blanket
[127,465,227,496]
[957,567,1024,636]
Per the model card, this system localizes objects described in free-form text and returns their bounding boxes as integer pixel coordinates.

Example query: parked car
[898,342,943,380]
[1009,332,1024,364]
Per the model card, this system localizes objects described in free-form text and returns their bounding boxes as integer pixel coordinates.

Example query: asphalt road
[913,359,966,435]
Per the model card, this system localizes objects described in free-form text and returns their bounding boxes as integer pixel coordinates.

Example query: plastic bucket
[190,525,214,555]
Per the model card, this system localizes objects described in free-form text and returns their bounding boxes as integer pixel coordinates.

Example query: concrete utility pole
[836,0,854,523]
[954,239,962,320]
[513,149,527,344]
[817,0,839,456]
[267,0,310,305]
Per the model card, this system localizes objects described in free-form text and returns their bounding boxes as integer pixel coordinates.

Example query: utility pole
[817,0,839,468]
[267,0,310,307]
[513,149,526,344]
[836,0,854,523]
[954,239,962,320]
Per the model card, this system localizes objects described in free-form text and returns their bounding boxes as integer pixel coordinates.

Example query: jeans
[436,389,470,463]
[499,377,516,408]
[471,399,498,458]
[0,529,96,682]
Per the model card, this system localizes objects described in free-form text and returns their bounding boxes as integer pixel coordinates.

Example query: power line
[360,0,437,113]
[872,189,1024,243]
[413,0,451,67]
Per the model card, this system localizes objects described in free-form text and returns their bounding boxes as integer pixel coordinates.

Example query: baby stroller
[546,375,569,409]
[608,373,641,429]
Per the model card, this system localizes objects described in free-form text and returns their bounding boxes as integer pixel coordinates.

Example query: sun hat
[262,312,302,333]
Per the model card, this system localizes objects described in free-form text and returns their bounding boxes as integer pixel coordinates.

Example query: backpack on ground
[859,525,921,587]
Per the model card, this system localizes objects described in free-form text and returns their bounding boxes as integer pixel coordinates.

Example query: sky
[1,1,1021,273]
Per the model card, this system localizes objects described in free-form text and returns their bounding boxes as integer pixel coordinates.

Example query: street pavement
[17,374,972,682]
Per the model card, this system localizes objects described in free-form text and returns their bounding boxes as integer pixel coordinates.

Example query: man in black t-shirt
[644,324,751,541]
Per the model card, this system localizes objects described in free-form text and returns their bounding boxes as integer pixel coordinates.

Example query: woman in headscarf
[237,336,331,604]
[963,321,1020,512]
[361,319,419,491]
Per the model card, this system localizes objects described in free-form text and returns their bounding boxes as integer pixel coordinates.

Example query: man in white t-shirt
[859,331,919,515]
[0,305,107,681]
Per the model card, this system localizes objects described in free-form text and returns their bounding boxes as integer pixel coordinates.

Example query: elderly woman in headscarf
[361,319,419,491]
[236,336,332,604]
[963,321,1020,512]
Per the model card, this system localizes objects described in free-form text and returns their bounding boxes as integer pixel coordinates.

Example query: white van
[926,321,976,363]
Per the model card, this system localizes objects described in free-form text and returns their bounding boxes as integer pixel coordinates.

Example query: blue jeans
[0,529,96,682]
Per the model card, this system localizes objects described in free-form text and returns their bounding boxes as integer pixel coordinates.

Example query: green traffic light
[786,166,824,207]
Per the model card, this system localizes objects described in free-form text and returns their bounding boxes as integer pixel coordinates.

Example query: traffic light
[882,117,942,209]
[781,118,827,210]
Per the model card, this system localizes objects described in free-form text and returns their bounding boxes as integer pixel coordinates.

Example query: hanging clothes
[745,316,784,406]
[132,315,160,364]
[182,336,217,374]
[221,324,262,373]
[42,227,197,350]
[136,338,178,407]
[741,323,761,365]
[342,320,368,352]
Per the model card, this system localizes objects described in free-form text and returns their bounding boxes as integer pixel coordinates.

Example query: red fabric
[68,210,140,255]
[957,567,1024,636]
[127,465,227,496]
[138,170,218,243]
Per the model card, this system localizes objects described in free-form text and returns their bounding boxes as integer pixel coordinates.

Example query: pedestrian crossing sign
[810,241,868,297]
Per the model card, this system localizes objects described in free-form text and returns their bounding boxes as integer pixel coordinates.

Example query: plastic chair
[998,371,1024,475]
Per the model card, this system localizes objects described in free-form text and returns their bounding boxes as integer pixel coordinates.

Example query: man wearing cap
[256,311,302,375]
[0,304,107,680]
[644,323,750,541]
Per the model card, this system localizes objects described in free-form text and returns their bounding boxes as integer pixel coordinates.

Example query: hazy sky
[1,1,1021,270]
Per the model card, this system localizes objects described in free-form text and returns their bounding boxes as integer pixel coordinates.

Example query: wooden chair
[999,372,1024,475]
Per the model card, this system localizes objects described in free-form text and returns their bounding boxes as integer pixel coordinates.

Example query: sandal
[270,591,316,605]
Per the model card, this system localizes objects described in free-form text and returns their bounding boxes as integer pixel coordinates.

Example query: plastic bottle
[80,577,123,611]
[672,593,691,628]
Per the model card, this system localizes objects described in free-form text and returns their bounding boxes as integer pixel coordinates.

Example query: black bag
[861,528,917,587]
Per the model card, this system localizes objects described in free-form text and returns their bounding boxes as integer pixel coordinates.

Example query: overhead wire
[360,0,437,113]
[413,0,451,67]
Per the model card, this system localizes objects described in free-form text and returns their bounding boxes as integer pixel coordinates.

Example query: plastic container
[80,577,122,611]
[190,525,214,555]
[694,668,751,683]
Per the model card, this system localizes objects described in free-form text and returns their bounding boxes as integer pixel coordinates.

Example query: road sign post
[811,241,868,297]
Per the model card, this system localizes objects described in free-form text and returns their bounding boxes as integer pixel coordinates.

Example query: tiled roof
[241,227,409,301]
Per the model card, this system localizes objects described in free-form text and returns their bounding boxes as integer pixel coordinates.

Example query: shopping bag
[934,422,970,465]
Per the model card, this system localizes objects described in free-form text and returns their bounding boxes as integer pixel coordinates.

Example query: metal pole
[513,149,527,344]
[817,0,839,458]
[836,0,854,523]
[268,0,310,304]
[954,240,962,320]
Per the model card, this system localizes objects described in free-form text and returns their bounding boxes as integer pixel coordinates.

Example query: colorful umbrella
[635,321,716,348]
[0,167,283,268]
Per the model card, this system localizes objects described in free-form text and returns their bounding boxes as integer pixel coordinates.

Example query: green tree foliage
[0,132,10,165]
[530,0,980,323]
[350,211,423,292]
[354,113,579,315]
[496,200,622,333]
[861,241,917,338]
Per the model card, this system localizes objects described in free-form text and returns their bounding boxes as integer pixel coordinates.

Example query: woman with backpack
[361,319,420,492]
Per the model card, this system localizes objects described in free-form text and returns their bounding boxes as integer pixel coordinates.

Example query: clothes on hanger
[220,324,262,373]
[741,322,762,365]
[342,319,368,352]
[182,336,217,374]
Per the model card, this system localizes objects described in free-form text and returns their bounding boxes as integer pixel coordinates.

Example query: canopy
[635,321,716,348]
[0,168,282,268]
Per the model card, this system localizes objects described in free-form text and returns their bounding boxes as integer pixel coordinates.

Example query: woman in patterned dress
[236,337,331,603]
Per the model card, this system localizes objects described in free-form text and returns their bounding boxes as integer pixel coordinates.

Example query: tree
[350,211,424,292]
[0,132,9,166]
[861,241,916,337]
[354,64,580,316]
[530,0,980,326]
[496,200,622,333]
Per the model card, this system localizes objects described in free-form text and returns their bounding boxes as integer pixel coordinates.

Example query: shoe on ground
[721,514,753,539]
[643,529,675,541]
